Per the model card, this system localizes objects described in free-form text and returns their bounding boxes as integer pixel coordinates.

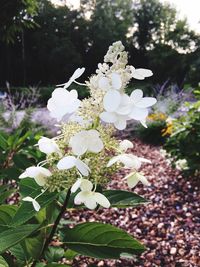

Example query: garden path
[67,139,200,267]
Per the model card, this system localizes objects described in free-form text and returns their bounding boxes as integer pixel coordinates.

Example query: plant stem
[31,189,71,266]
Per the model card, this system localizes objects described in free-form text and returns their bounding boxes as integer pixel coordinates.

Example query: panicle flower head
[20,41,156,210]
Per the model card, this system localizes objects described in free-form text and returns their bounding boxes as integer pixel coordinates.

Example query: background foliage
[0,0,200,88]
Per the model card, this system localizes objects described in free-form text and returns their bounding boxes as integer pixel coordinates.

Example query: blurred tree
[24,0,83,84]
[132,0,199,52]
[0,0,39,43]
[0,0,200,87]
[82,0,133,72]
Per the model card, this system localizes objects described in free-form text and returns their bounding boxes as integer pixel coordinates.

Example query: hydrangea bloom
[125,172,150,188]
[57,156,90,176]
[20,41,156,211]
[74,179,110,209]
[130,66,153,80]
[69,130,104,156]
[47,88,80,121]
[19,166,51,186]
[128,89,157,126]
[57,67,85,89]
[38,137,61,155]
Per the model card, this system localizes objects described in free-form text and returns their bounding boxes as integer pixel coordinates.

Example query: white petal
[114,117,127,130]
[51,88,69,98]
[98,76,110,91]
[136,97,157,108]
[19,167,51,184]
[130,89,143,104]
[100,112,117,123]
[132,68,153,80]
[74,191,88,205]
[94,192,110,208]
[140,119,148,128]
[75,159,90,176]
[119,140,133,152]
[22,196,34,202]
[107,155,121,167]
[138,157,151,164]
[32,199,41,211]
[126,173,139,188]
[116,93,131,115]
[19,171,28,179]
[116,105,131,115]
[34,176,47,186]
[88,138,104,154]
[103,90,121,112]
[69,132,88,156]
[80,179,93,191]
[111,73,122,90]
[87,129,100,138]
[85,194,97,209]
[38,137,60,155]
[129,107,148,121]
[57,68,85,89]
[71,67,85,80]
[57,156,76,170]
[138,173,150,186]
[39,167,52,177]
[119,154,141,169]
[71,179,82,193]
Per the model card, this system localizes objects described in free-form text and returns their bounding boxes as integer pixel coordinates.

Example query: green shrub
[134,113,167,145]
[164,101,200,175]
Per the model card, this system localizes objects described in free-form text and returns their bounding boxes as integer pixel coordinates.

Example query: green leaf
[22,231,45,260]
[0,205,18,233]
[0,185,9,194]
[62,222,145,259]
[0,224,39,253]
[19,178,40,198]
[0,256,9,267]
[45,247,64,263]
[0,133,7,150]
[64,249,78,260]
[9,244,28,264]
[103,190,149,208]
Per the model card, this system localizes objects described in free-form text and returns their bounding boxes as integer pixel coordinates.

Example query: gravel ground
[65,139,200,267]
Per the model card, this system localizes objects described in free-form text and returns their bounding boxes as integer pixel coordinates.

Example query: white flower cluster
[20,41,157,211]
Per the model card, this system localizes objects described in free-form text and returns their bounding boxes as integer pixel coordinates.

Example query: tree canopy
[0,0,199,87]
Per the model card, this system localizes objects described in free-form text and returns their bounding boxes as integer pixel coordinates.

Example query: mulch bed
[66,139,200,267]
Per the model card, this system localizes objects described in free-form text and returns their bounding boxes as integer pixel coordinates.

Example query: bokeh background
[0,0,200,91]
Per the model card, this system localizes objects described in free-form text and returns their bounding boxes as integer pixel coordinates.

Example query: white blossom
[119,140,133,152]
[100,92,131,130]
[57,67,85,89]
[107,154,144,169]
[19,166,52,186]
[128,89,157,125]
[125,172,150,188]
[74,179,110,209]
[22,196,41,211]
[57,156,90,176]
[69,129,104,156]
[47,88,80,121]
[175,159,188,171]
[38,137,61,155]
[130,66,153,80]
[98,73,122,91]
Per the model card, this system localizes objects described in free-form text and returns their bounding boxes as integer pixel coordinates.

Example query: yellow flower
[162,121,173,136]
[148,112,167,121]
